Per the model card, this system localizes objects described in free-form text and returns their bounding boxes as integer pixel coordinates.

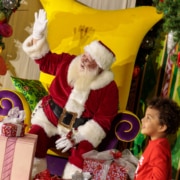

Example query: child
[134,97,180,179]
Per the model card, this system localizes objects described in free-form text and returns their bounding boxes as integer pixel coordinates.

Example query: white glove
[32,9,48,39]
[55,135,73,153]
[55,130,84,153]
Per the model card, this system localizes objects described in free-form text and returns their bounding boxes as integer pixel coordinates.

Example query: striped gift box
[0,133,37,180]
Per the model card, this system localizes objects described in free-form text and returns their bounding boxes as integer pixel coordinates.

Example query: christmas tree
[0,0,21,50]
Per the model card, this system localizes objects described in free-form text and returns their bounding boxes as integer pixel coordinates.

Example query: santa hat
[84,40,116,70]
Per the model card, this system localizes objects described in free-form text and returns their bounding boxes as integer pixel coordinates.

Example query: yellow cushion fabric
[40,0,163,110]
[39,72,55,92]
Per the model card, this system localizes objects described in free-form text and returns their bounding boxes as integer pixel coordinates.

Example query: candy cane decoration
[161,50,174,97]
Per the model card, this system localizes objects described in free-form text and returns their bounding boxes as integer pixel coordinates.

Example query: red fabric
[33,169,62,180]
[134,138,172,180]
[33,51,119,169]
[29,125,49,158]
[36,52,119,132]
[69,140,93,169]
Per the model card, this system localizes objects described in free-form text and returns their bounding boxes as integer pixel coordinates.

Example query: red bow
[33,169,62,180]
[110,150,122,159]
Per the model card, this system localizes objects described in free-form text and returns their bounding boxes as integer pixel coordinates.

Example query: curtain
[76,0,136,10]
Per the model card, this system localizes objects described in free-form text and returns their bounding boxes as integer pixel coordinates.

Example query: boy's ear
[159,124,167,132]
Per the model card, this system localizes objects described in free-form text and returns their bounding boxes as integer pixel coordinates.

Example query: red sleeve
[35,52,75,75]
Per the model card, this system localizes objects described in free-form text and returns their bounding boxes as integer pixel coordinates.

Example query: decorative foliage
[0,0,21,49]
[153,0,180,42]
[153,0,180,67]
[0,0,21,75]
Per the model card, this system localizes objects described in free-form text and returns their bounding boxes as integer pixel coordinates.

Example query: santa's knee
[29,124,50,157]
[29,125,50,179]
[62,162,82,179]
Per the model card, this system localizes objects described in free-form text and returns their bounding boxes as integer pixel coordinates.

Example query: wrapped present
[83,158,112,180]
[83,149,138,180]
[2,106,25,124]
[33,169,62,180]
[0,133,37,180]
[1,123,26,137]
[0,107,26,137]
[106,162,128,180]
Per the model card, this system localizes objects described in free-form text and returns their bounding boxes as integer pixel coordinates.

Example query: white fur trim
[65,88,90,118]
[32,101,70,137]
[77,119,106,147]
[57,123,70,136]
[31,101,58,137]
[22,35,49,59]
[31,157,47,179]
[62,162,82,179]
[84,40,115,70]
[68,55,114,90]
[90,70,114,90]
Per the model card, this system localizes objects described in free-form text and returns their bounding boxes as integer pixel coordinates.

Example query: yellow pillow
[40,0,163,110]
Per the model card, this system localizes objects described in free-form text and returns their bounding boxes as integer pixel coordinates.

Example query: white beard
[68,55,99,90]
[66,56,99,117]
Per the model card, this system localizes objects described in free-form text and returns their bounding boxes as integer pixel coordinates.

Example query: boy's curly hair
[147,97,180,135]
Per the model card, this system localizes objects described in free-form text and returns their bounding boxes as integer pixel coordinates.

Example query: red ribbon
[33,169,62,180]
[110,150,122,159]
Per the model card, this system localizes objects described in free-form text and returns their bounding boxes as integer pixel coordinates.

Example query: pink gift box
[0,133,37,180]
[83,158,128,180]
[1,123,26,137]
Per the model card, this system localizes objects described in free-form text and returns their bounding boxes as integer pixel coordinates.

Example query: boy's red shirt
[134,138,172,180]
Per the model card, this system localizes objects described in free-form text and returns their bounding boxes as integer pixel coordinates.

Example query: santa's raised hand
[32,9,48,40]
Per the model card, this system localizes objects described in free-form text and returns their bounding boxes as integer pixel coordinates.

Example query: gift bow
[33,169,61,180]
[0,107,25,135]
[110,150,122,159]
[3,107,25,124]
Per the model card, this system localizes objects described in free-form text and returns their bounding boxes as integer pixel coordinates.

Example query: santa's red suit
[23,35,119,179]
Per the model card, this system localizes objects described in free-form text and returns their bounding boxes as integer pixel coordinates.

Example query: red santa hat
[84,40,116,70]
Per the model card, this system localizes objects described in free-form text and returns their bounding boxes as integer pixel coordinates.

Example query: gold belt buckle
[58,108,77,129]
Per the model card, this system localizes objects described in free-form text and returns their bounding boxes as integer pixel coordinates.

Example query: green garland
[153,0,180,43]
[153,0,180,65]
[0,0,21,50]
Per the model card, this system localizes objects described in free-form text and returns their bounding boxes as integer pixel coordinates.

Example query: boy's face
[141,107,166,140]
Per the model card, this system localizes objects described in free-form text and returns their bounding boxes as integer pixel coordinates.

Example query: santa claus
[22,9,119,179]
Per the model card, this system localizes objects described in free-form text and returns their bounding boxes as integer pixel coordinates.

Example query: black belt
[49,99,89,129]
